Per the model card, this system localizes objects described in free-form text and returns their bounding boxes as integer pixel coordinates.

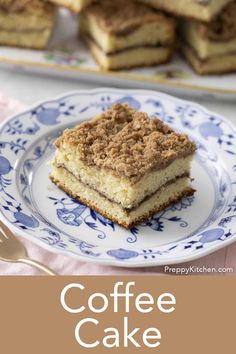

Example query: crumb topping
[0,0,54,13]
[84,0,174,35]
[55,103,196,184]
[197,2,236,41]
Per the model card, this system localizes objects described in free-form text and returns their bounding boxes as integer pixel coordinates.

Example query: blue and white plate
[0,89,236,267]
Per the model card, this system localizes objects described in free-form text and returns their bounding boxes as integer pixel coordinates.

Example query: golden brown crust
[84,0,175,35]
[55,103,197,184]
[93,52,173,71]
[50,174,195,229]
[196,2,236,41]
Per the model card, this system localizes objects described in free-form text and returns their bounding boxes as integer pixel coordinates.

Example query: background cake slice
[138,0,233,22]
[180,1,236,74]
[80,0,176,70]
[50,103,196,229]
[0,0,56,49]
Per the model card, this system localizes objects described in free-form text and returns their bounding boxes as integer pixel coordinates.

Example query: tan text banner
[0,276,235,353]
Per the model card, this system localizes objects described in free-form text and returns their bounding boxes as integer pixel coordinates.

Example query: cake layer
[49,0,93,13]
[51,165,194,229]
[138,0,232,22]
[0,29,52,49]
[0,0,55,49]
[79,0,175,53]
[180,2,236,60]
[0,0,55,31]
[181,42,236,74]
[81,34,172,69]
[54,148,194,209]
[80,18,174,54]
[181,21,236,60]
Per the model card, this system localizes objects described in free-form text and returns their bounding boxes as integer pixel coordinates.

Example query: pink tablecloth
[0,93,235,275]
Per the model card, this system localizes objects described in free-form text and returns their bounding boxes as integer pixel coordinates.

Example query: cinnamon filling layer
[183,40,236,61]
[82,32,170,55]
[55,162,190,213]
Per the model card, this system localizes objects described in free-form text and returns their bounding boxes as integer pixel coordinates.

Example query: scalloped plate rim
[0,88,235,267]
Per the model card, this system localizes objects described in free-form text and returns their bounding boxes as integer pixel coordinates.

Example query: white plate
[0,88,236,267]
[0,9,236,99]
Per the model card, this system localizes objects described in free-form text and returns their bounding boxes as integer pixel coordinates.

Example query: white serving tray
[0,9,235,100]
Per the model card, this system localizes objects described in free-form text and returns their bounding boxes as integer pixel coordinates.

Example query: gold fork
[0,220,58,275]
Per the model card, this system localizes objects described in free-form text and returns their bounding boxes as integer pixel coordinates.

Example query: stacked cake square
[80,0,176,70]
[180,1,236,74]
[0,0,56,49]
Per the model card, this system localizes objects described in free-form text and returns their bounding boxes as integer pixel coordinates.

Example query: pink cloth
[0,93,235,275]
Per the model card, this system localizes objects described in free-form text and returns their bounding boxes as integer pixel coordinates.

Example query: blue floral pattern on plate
[0,89,235,267]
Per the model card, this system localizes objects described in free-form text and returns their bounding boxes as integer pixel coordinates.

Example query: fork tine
[0,220,27,258]
[0,221,14,240]
[0,229,9,240]
[0,228,8,243]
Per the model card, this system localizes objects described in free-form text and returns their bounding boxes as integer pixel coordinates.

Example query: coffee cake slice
[0,0,56,49]
[180,1,236,74]
[79,0,176,70]
[50,104,196,229]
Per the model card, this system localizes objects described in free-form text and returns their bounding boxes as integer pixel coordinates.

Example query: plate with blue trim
[0,88,235,267]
